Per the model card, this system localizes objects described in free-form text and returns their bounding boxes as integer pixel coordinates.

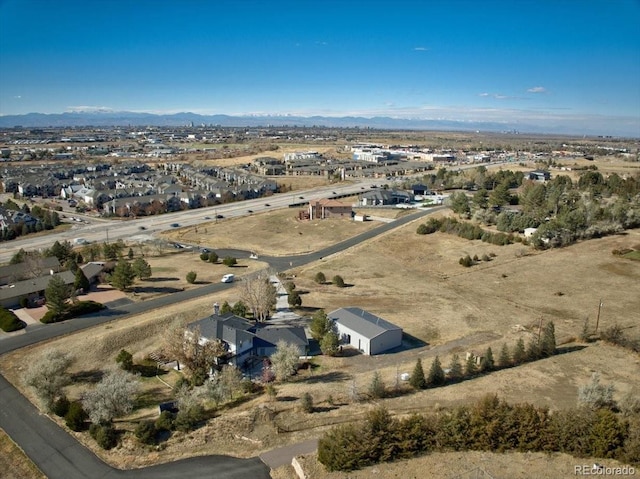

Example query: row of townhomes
[0,161,278,217]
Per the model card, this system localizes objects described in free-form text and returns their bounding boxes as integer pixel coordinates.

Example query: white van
[221,274,235,283]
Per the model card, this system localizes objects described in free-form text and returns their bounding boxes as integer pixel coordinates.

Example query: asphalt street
[0,206,440,478]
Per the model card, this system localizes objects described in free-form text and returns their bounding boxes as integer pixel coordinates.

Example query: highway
[0,160,514,264]
[0,179,381,264]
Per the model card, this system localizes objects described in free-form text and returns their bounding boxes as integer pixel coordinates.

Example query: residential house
[0,270,75,308]
[359,189,413,206]
[0,257,61,286]
[327,307,403,355]
[308,198,353,220]
[187,308,308,367]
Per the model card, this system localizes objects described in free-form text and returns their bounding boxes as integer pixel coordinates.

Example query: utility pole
[595,299,603,334]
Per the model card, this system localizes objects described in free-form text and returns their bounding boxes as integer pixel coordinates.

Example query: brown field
[285,450,638,479]
[162,207,380,256]
[1,209,639,474]
[123,248,268,301]
[0,429,46,479]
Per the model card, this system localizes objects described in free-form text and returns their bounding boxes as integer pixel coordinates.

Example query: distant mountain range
[0,110,621,136]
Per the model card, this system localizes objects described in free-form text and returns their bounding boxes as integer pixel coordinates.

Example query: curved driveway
[0,207,440,479]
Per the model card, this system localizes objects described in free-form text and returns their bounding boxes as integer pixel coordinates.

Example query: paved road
[0,206,440,478]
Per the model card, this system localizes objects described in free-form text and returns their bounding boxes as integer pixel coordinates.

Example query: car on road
[264,203,270,207]
[216,214,224,219]
[203,216,211,220]
[299,196,304,199]
[221,273,235,283]
[138,226,146,230]
[201,248,210,253]
[170,223,179,227]
[247,209,253,213]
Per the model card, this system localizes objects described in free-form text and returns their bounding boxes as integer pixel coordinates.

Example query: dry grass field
[0,429,46,479]
[163,207,380,256]
[1,203,639,475]
[123,248,268,301]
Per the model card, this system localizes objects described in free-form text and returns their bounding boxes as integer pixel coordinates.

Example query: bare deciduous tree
[240,271,277,322]
[24,349,74,410]
[83,368,140,424]
[163,318,225,380]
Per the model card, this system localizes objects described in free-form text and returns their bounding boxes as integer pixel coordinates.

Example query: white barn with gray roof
[327,307,403,355]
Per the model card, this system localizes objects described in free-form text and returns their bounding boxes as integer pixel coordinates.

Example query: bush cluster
[0,307,25,332]
[40,300,105,324]
[601,324,640,353]
[417,217,514,245]
[89,423,118,450]
[318,396,638,472]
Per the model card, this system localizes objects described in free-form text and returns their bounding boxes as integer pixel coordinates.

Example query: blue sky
[1,0,639,136]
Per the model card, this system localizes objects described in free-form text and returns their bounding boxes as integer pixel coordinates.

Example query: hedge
[40,300,106,324]
[0,307,26,332]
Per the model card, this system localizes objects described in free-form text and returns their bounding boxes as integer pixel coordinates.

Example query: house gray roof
[0,270,75,303]
[188,313,254,348]
[327,307,402,340]
[253,326,308,348]
[80,262,104,282]
[0,257,61,285]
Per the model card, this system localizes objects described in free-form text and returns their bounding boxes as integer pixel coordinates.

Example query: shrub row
[318,396,639,472]
[0,307,25,332]
[417,217,515,245]
[40,300,105,324]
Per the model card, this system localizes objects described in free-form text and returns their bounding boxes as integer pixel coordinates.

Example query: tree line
[318,394,639,472]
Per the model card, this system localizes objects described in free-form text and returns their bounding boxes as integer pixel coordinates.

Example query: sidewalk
[269,275,302,322]
[259,438,318,469]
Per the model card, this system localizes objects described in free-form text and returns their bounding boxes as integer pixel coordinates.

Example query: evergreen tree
[132,257,152,280]
[320,331,340,356]
[448,354,463,381]
[231,300,248,317]
[409,358,426,390]
[465,354,478,377]
[513,338,526,365]
[111,260,135,291]
[498,343,511,368]
[368,371,385,399]
[74,268,90,293]
[481,347,495,372]
[526,338,542,361]
[310,309,333,341]
[427,356,446,386]
[219,301,232,314]
[45,275,71,318]
[541,321,557,357]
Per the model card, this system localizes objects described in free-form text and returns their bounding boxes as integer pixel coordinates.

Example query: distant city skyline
[0,0,639,136]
